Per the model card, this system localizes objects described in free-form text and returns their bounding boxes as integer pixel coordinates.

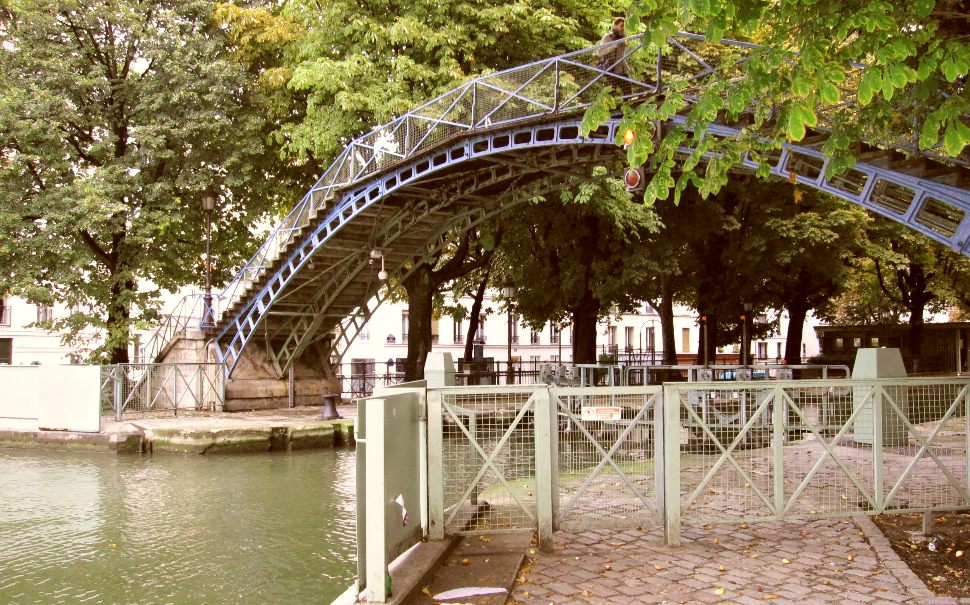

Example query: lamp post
[502,285,515,384]
[556,321,563,362]
[741,302,752,366]
[700,314,708,366]
[200,190,217,329]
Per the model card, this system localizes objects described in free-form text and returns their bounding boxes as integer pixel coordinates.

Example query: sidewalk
[504,517,969,605]
[0,405,357,454]
[403,516,969,605]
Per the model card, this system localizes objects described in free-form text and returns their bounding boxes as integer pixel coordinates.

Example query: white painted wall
[0,365,101,432]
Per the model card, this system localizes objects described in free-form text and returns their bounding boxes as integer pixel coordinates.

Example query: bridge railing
[213,32,778,321]
[140,293,220,363]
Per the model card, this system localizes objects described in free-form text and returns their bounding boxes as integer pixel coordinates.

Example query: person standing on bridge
[597,17,632,95]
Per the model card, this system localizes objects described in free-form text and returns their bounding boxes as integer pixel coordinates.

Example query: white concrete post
[534,387,555,551]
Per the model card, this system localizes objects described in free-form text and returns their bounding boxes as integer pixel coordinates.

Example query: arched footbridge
[147,32,970,378]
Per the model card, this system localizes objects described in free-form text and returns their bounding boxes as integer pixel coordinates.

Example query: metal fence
[100,363,225,420]
[421,377,968,548]
[663,378,969,543]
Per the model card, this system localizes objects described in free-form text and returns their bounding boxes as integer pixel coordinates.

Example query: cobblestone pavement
[509,517,968,605]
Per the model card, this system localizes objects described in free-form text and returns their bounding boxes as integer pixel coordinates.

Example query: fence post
[427,389,445,541]
[772,386,785,518]
[873,384,884,512]
[534,387,555,552]
[362,397,389,603]
[662,384,681,546]
[653,387,666,529]
[113,367,123,422]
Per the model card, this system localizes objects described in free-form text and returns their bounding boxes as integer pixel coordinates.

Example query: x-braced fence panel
[437,387,541,534]
[552,386,663,531]
[663,380,969,536]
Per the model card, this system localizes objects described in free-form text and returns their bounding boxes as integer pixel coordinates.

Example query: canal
[0,448,357,604]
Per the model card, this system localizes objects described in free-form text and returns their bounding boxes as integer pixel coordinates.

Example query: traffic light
[624,166,645,192]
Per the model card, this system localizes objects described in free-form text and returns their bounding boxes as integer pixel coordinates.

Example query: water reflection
[0,449,356,604]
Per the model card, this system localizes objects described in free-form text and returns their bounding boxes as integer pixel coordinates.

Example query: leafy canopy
[584,0,970,205]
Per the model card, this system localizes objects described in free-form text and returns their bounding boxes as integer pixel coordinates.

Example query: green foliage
[0,1,300,362]
[592,0,970,205]
[226,0,616,165]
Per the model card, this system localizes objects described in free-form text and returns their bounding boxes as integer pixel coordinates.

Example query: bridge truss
[142,32,969,378]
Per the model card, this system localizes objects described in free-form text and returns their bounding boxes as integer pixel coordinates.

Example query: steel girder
[214,113,970,378]
[216,120,619,377]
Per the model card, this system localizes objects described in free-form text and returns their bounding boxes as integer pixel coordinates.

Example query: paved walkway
[505,517,967,605]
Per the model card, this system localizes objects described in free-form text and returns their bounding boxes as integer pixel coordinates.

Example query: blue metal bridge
[144,32,970,378]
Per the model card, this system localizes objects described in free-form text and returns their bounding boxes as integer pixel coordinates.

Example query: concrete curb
[854,515,954,603]
[0,415,356,455]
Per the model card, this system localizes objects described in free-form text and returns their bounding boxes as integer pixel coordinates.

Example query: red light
[623,129,636,146]
[624,168,641,189]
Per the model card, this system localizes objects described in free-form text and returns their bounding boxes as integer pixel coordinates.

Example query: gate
[428,386,554,538]
[553,386,662,530]
[662,379,970,543]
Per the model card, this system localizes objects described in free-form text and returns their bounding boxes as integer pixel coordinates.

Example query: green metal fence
[100,363,225,420]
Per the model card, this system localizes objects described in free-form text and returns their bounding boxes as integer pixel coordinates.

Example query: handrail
[140,293,220,363]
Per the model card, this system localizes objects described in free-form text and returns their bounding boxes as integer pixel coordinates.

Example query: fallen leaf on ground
[421,586,432,596]
[714,587,725,595]
[781,558,791,564]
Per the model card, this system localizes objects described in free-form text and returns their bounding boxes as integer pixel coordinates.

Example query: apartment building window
[359,321,370,342]
[431,318,439,344]
[453,319,464,344]
[510,314,519,344]
[607,325,617,347]
[625,326,634,351]
[776,342,783,360]
[36,304,53,324]
[757,341,768,360]
[682,328,691,353]
[550,322,560,344]
[530,329,540,345]
[0,338,11,364]
[401,311,409,343]
[0,299,9,327]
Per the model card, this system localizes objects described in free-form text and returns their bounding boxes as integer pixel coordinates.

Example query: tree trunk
[106,270,132,364]
[784,304,808,366]
[659,278,678,365]
[402,265,434,381]
[570,293,600,364]
[907,304,925,373]
[463,274,489,362]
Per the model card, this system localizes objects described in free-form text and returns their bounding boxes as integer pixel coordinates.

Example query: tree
[584,1,969,205]
[496,175,659,363]
[0,1,299,362]
[855,217,958,369]
[396,229,498,380]
[760,189,868,364]
[218,0,617,166]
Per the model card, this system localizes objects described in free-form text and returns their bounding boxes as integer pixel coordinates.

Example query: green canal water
[0,448,357,604]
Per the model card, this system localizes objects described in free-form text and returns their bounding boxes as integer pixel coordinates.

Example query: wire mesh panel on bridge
[665,379,969,527]
[552,386,662,531]
[438,387,540,535]
[101,363,224,419]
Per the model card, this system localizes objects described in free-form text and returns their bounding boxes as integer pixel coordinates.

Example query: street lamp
[556,321,563,362]
[200,190,217,329]
[502,285,515,384]
[741,302,752,366]
[700,314,708,366]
